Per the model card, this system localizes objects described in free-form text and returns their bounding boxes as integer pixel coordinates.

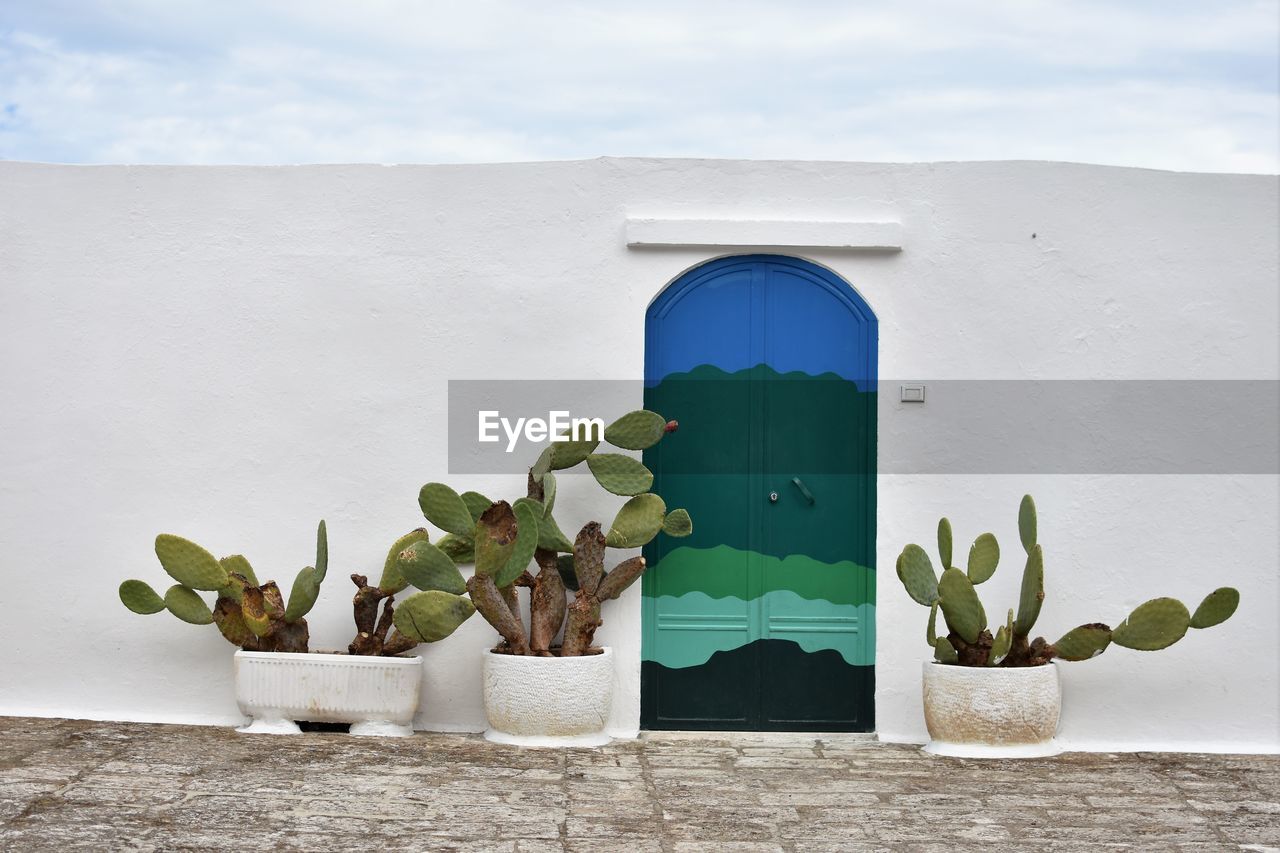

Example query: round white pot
[234,650,422,737]
[921,661,1062,758]
[482,646,614,747]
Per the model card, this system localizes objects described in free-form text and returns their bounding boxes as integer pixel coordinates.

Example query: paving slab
[0,717,1275,851]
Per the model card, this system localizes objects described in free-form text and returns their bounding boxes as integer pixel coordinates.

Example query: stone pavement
[0,717,1277,851]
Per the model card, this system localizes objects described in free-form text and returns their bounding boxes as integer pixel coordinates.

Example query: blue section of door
[644,254,878,388]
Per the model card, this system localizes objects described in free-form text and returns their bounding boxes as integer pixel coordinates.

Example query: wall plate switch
[900,383,926,403]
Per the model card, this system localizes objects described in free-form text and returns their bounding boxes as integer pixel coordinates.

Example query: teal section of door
[641,255,877,731]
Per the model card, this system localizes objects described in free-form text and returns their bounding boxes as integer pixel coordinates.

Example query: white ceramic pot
[482,646,614,747]
[921,660,1062,758]
[234,650,422,737]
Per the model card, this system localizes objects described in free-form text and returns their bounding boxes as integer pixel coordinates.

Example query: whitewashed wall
[0,159,1275,752]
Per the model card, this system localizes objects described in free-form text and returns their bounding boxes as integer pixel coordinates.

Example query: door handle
[791,477,816,505]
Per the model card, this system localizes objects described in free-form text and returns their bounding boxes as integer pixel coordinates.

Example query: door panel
[642,255,877,731]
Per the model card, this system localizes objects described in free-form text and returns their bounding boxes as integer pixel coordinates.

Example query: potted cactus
[413,409,691,745]
[118,521,475,736]
[896,495,1239,758]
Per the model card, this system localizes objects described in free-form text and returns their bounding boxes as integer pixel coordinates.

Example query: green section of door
[641,255,877,732]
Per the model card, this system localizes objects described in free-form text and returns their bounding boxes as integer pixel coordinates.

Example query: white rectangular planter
[234,650,422,737]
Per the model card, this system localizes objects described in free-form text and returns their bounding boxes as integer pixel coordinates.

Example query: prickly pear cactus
[119,521,329,654]
[893,495,1238,670]
[416,408,691,657]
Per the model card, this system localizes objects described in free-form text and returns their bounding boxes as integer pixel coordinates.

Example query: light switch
[900,383,926,403]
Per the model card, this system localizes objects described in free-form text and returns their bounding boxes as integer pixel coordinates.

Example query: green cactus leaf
[933,637,959,664]
[1112,597,1191,651]
[556,553,579,592]
[436,533,475,565]
[530,445,553,482]
[1055,624,1113,661]
[1190,587,1240,629]
[604,409,667,450]
[284,566,320,622]
[1014,544,1045,636]
[895,544,938,606]
[926,602,938,646]
[473,501,519,577]
[392,590,477,643]
[119,579,166,614]
[495,501,540,588]
[549,436,600,470]
[938,566,987,644]
[219,555,258,587]
[537,511,575,552]
[155,534,228,591]
[606,493,667,549]
[418,483,475,537]
[378,528,431,593]
[966,532,1000,585]
[398,540,467,595]
[218,572,252,604]
[541,472,557,516]
[460,491,493,524]
[989,624,1012,666]
[163,584,214,625]
[314,520,328,583]
[662,508,693,537]
[937,518,953,568]
[586,452,654,496]
[1018,494,1038,554]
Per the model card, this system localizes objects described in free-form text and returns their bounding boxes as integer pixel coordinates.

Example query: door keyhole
[769,491,779,503]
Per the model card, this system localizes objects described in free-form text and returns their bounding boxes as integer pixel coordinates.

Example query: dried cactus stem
[467,573,530,655]
[529,549,567,654]
[561,594,603,656]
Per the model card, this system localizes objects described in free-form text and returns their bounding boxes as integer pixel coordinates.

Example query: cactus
[347,524,476,656]
[416,409,690,657]
[118,521,329,653]
[893,495,1238,668]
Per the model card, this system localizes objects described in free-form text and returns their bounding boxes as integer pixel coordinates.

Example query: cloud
[0,0,1276,170]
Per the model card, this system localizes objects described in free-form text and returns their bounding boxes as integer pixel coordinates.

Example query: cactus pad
[155,534,228,591]
[606,493,667,549]
[989,624,1012,665]
[398,540,467,595]
[1014,544,1044,636]
[378,528,431,593]
[284,566,320,622]
[1190,587,1240,629]
[541,472,557,516]
[314,520,328,582]
[533,508,575,553]
[933,637,959,664]
[966,532,1000,585]
[549,436,599,470]
[1112,597,1191,651]
[219,555,258,587]
[436,533,475,565]
[1055,623,1113,661]
[494,501,540,588]
[926,602,938,646]
[473,501,519,577]
[938,567,987,644]
[530,445,553,482]
[392,590,477,643]
[119,579,166,614]
[937,518,953,568]
[556,553,579,592]
[895,544,938,606]
[163,584,214,625]
[604,409,668,450]
[662,508,693,537]
[586,453,654,496]
[418,483,476,537]
[460,491,493,524]
[1018,494,1037,554]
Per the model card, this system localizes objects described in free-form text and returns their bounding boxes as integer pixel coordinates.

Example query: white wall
[1,159,1275,751]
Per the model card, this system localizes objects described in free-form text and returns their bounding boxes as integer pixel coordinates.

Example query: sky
[1,1,1277,172]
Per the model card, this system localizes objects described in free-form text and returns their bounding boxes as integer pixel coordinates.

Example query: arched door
[641,255,877,731]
